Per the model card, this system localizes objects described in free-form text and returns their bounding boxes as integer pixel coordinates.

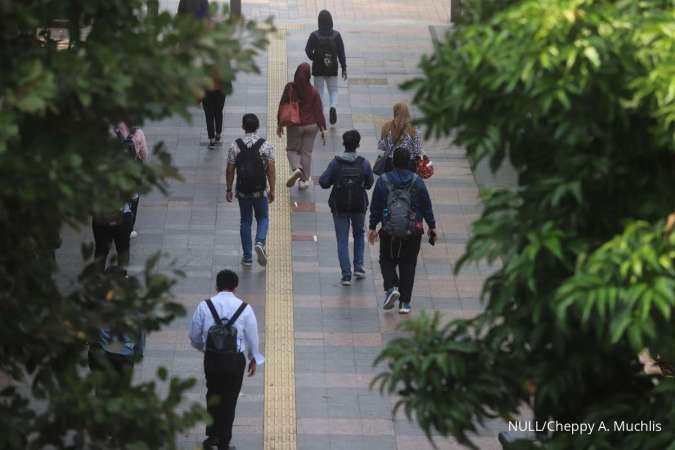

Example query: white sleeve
[243,307,265,365]
[189,303,205,352]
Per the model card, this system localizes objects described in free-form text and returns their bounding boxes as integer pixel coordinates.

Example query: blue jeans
[238,197,269,260]
[332,213,366,278]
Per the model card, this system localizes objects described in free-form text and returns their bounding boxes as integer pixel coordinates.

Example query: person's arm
[363,159,374,190]
[314,93,327,131]
[266,159,276,203]
[369,178,385,230]
[319,160,336,189]
[226,163,236,202]
[226,143,236,201]
[416,178,436,230]
[414,128,424,160]
[377,128,388,152]
[243,308,265,365]
[305,32,317,61]
[335,32,347,75]
[189,303,205,352]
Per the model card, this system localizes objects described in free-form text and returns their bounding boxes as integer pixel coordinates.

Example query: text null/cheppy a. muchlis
[508,421,662,435]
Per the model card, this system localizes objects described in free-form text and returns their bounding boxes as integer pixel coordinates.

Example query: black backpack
[312,30,339,75]
[333,157,366,213]
[204,299,248,373]
[235,138,267,194]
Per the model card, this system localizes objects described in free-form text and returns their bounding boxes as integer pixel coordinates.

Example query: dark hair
[216,270,239,292]
[242,114,259,133]
[342,130,361,152]
[393,147,410,169]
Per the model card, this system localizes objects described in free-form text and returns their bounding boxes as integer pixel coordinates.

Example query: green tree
[0,1,270,448]
[373,0,675,448]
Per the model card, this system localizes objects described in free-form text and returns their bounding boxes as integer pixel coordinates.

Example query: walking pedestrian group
[85,7,440,450]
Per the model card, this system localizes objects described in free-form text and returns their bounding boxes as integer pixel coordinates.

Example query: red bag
[416,157,434,179]
[279,87,301,127]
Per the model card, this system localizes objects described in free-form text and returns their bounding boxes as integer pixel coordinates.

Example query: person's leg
[203,91,216,140]
[379,233,399,291]
[313,76,327,108]
[220,354,246,448]
[351,213,366,273]
[238,197,254,262]
[286,125,302,171]
[299,125,319,182]
[205,370,228,445]
[326,76,338,109]
[112,213,133,267]
[92,220,113,270]
[214,91,226,138]
[332,214,352,279]
[253,197,269,246]
[397,234,422,305]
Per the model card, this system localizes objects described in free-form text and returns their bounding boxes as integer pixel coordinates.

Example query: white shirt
[189,291,265,365]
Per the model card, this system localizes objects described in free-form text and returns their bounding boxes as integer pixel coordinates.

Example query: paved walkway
[58,1,504,449]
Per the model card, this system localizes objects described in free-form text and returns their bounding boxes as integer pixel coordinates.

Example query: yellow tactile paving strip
[264,26,297,450]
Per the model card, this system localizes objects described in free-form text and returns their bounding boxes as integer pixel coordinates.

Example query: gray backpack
[381,173,418,238]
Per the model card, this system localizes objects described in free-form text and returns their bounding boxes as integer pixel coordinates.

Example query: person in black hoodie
[305,10,347,126]
[319,130,374,286]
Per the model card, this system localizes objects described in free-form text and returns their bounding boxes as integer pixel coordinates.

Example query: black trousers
[202,90,226,139]
[379,232,422,304]
[92,213,133,270]
[205,353,246,446]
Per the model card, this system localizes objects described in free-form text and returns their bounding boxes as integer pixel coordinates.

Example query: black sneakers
[329,107,337,125]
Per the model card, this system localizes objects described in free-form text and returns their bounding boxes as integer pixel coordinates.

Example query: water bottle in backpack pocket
[204,299,248,374]
[381,173,419,238]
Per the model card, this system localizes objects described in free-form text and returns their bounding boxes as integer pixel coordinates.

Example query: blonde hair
[381,102,415,144]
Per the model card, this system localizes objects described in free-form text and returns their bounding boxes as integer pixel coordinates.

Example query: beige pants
[286,124,319,182]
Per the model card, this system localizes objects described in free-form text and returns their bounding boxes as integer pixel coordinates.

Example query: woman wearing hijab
[377,102,424,173]
[305,10,347,126]
[277,63,327,190]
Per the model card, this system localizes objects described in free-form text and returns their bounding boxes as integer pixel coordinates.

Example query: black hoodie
[305,10,347,76]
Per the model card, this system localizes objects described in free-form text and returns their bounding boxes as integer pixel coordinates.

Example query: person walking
[115,121,149,238]
[202,77,233,149]
[177,0,209,19]
[226,113,276,267]
[305,9,347,126]
[376,102,424,174]
[368,148,437,314]
[277,62,326,190]
[319,130,374,286]
[189,270,264,450]
[88,266,145,386]
[92,195,134,270]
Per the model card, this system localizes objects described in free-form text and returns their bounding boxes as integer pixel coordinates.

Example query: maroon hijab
[278,63,326,129]
[293,63,314,101]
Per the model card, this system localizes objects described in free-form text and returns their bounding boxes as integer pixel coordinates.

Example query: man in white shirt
[189,270,264,450]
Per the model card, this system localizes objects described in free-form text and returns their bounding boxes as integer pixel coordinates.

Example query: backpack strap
[205,299,222,326]
[235,138,247,153]
[251,138,266,154]
[228,302,248,327]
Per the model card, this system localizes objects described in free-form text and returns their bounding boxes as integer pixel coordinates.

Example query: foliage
[0,1,270,448]
[373,0,675,448]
